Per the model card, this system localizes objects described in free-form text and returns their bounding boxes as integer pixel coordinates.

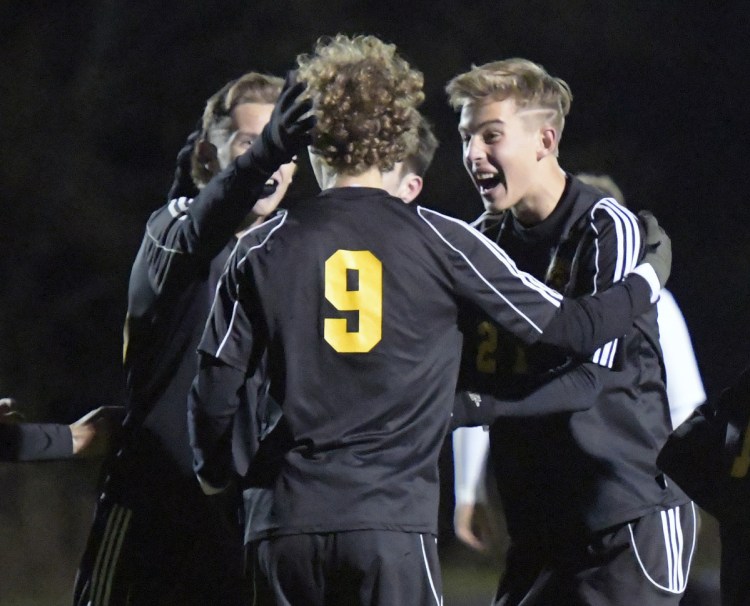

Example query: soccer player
[658,364,750,606]
[188,34,672,606]
[72,72,313,606]
[453,172,708,552]
[0,397,122,461]
[237,111,440,575]
[447,59,693,605]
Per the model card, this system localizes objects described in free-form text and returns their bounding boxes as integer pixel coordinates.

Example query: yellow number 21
[324,250,382,353]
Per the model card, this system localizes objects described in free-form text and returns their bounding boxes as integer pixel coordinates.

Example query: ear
[536,126,558,160]
[399,174,423,204]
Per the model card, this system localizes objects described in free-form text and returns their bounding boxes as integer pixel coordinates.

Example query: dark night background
[0,1,747,603]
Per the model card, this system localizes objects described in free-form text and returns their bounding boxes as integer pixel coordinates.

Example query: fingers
[455,524,488,552]
[649,222,669,249]
[185,129,202,148]
[284,102,315,132]
[72,405,126,427]
[638,210,672,287]
[280,89,316,147]
[638,210,665,245]
[638,210,656,235]
[286,114,317,144]
[284,69,298,88]
[280,76,315,135]
[278,80,308,113]
[454,503,489,552]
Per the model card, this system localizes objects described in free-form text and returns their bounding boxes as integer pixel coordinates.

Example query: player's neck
[330,167,383,189]
[512,165,566,226]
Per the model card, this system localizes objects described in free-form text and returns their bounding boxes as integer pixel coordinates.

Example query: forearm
[539,272,654,355]
[0,423,73,462]
[185,157,272,255]
[451,363,600,429]
[188,355,246,493]
[452,426,489,505]
[136,159,272,306]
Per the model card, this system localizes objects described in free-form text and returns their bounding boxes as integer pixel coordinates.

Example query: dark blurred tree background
[0,1,747,603]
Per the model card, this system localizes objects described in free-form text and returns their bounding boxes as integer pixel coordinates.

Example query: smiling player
[448,58,693,606]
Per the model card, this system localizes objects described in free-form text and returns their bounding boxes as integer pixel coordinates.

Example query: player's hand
[0,398,25,423]
[70,406,126,458]
[639,210,672,288]
[240,71,316,174]
[166,120,202,201]
[454,502,500,553]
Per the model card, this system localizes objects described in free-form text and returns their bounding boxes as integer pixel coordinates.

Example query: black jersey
[658,363,750,523]
[0,423,72,461]
[191,186,657,539]
[109,156,271,511]
[460,175,687,541]
[658,365,750,606]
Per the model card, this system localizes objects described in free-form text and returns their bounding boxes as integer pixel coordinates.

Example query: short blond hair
[192,72,284,187]
[446,58,572,136]
[296,34,424,174]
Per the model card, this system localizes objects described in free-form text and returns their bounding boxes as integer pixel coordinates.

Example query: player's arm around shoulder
[418,206,563,340]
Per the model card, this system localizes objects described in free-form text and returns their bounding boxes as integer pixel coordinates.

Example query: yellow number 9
[324,250,382,353]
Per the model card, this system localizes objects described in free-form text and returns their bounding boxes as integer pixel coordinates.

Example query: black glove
[166,119,202,201]
[639,210,672,288]
[237,71,316,174]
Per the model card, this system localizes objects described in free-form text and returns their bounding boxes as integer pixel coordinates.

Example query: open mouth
[261,178,279,198]
[474,172,503,194]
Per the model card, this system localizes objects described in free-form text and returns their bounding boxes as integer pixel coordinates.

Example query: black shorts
[247,530,443,606]
[495,503,698,606]
[73,494,246,606]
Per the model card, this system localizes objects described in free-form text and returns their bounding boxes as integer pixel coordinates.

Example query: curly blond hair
[296,34,424,174]
[446,58,572,137]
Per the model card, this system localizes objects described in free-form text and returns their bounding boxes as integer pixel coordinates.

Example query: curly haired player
[448,58,693,605]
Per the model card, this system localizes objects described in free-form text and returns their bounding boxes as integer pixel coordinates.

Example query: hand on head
[241,71,316,174]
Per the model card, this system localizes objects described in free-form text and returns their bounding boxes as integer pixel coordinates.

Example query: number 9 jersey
[195,186,656,540]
